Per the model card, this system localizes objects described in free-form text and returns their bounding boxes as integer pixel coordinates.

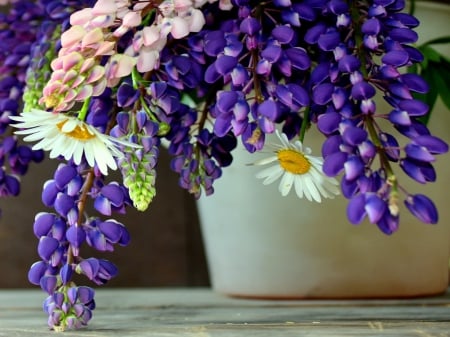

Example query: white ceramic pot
[197,1,450,298]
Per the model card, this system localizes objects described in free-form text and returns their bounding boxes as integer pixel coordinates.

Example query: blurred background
[0,149,210,288]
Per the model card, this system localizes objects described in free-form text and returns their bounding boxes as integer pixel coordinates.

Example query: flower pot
[197,1,450,299]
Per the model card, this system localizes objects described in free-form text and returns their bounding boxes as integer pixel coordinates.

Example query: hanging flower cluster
[1,0,448,331]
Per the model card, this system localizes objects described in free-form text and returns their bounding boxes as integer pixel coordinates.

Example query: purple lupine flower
[405,194,439,224]
[85,218,130,252]
[43,285,95,331]
[93,182,128,216]
[76,258,118,285]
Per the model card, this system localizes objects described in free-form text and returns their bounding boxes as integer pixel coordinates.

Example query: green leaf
[413,66,439,125]
[419,45,443,63]
[422,36,450,47]
[431,61,450,110]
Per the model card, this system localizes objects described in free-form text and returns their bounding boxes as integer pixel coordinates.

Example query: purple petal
[365,194,386,224]
[400,73,429,93]
[344,156,365,181]
[33,213,56,238]
[382,50,409,66]
[338,55,361,73]
[261,44,282,63]
[28,261,48,285]
[398,99,429,117]
[239,17,261,35]
[377,213,399,235]
[64,288,77,307]
[40,275,58,295]
[94,195,112,216]
[292,3,316,21]
[98,220,123,243]
[405,194,438,224]
[317,30,340,51]
[305,23,327,44]
[312,83,334,105]
[347,194,366,224]
[60,264,73,285]
[389,28,418,43]
[38,236,59,261]
[388,83,413,99]
[98,259,119,280]
[272,25,295,44]
[54,193,75,217]
[101,183,124,206]
[379,132,400,161]
[321,135,343,158]
[287,83,309,107]
[87,229,108,251]
[54,165,77,189]
[400,158,436,183]
[77,286,95,304]
[318,112,341,135]
[4,175,20,196]
[78,258,100,280]
[414,135,448,154]
[215,55,238,75]
[389,109,411,125]
[117,82,139,107]
[351,82,376,100]
[214,114,233,137]
[342,126,367,146]
[66,226,86,248]
[362,18,381,35]
[323,151,347,176]
[405,143,435,162]
[42,180,59,207]
[205,63,221,83]
[285,47,310,70]
[204,31,226,56]
[257,99,280,121]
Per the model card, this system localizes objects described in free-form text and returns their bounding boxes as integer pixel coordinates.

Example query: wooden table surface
[0,288,449,336]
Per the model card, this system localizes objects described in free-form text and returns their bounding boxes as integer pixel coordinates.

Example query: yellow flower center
[57,120,96,140]
[277,149,311,174]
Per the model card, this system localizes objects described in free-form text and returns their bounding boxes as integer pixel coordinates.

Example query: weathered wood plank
[0,288,449,336]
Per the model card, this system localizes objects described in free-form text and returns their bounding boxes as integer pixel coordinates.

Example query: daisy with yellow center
[10,109,139,176]
[254,131,340,202]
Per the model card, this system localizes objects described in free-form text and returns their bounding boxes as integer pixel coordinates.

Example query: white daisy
[10,109,139,175]
[254,130,340,202]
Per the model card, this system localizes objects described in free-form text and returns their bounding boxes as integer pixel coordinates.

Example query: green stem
[131,67,142,90]
[78,97,91,121]
[298,107,310,143]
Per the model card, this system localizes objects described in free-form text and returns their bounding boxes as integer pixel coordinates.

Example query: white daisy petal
[301,176,313,201]
[10,109,141,175]
[294,175,304,198]
[253,155,279,166]
[304,174,322,202]
[262,166,284,185]
[256,163,279,179]
[279,171,294,196]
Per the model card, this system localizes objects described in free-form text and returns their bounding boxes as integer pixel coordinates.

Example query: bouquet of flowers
[0,0,448,331]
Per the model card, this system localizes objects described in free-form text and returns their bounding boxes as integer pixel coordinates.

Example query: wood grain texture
[0,288,449,336]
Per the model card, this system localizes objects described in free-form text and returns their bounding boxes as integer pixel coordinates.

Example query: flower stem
[66,168,95,266]
[299,107,310,143]
[78,97,91,121]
